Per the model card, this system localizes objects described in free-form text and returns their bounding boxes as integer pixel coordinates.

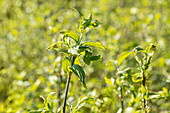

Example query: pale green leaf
[149,95,160,99]
[46,41,65,50]
[73,8,85,20]
[60,31,79,43]
[74,57,81,66]
[81,41,106,50]
[71,96,95,113]
[118,51,134,65]
[57,106,63,113]
[47,92,55,104]
[62,57,71,76]
[78,96,95,104]
[105,77,114,86]
[117,108,122,113]
[146,44,156,54]
[141,85,146,94]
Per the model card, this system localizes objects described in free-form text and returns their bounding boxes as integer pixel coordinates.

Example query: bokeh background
[0,0,169,112]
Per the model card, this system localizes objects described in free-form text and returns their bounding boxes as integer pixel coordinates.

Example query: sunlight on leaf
[81,41,106,50]
[118,51,134,65]
[60,31,79,43]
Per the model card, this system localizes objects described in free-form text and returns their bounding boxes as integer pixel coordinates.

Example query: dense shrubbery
[0,0,169,113]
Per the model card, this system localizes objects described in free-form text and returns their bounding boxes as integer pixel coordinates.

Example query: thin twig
[142,71,146,113]
[120,86,124,113]
[63,56,76,113]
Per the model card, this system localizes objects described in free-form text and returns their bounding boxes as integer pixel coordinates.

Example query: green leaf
[117,108,122,113]
[57,106,63,113]
[116,77,124,85]
[53,48,69,54]
[148,91,157,95]
[46,92,55,104]
[83,50,92,65]
[90,20,102,27]
[105,77,114,86]
[144,56,152,70]
[134,46,147,55]
[132,77,142,83]
[29,109,46,113]
[29,110,43,113]
[62,57,71,76]
[43,92,55,111]
[90,55,102,61]
[78,96,95,106]
[72,109,79,113]
[70,64,86,88]
[86,13,92,27]
[107,59,118,66]
[40,95,46,108]
[118,51,134,65]
[73,8,85,20]
[117,67,131,75]
[46,41,65,50]
[74,56,81,66]
[78,46,91,53]
[80,13,92,30]
[40,95,45,103]
[67,102,73,111]
[62,35,71,46]
[47,102,52,110]
[60,31,79,43]
[81,41,106,50]
[141,85,146,94]
[146,44,156,54]
[71,96,95,113]
[134,54,142,66]
[162,87,168,94]
[134,46,145,52]
[149,95,160,99]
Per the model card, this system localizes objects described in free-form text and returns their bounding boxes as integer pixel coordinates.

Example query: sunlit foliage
[0,0,169,113]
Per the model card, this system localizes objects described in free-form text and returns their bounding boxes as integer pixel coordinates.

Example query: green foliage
[81,41,106,50]
[62,57,71,76]
[29,92,55,113]
[60,31,79,44]
[71,96,96,113]
[105,45,169,113]
[0,0,170,113]
[118,51,134,66]
[46,9,105,113]
[70,64,86,88]
[47,9,105,89]
[83,50,92,65]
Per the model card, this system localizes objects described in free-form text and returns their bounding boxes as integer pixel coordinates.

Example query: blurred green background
[0,0,169,112]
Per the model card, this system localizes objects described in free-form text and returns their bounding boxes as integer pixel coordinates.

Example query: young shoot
[47,9,106,113]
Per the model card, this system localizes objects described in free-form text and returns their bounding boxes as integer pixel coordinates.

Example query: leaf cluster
[46,9,106,88]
